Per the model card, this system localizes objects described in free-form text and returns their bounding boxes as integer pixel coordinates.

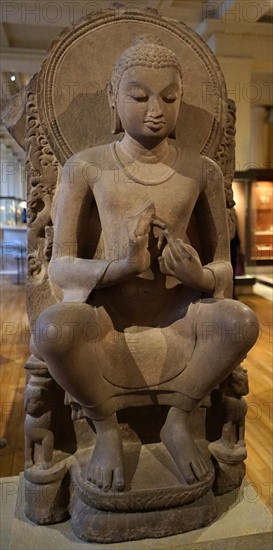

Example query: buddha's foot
[87,419,125,492]
[160,407,210,485]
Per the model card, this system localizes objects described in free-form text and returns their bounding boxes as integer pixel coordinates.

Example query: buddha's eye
[130,90,149,103]
[162,94,177,104]
[130,93,148,102]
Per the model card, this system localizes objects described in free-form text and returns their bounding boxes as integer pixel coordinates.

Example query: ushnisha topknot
[111,34,183,98]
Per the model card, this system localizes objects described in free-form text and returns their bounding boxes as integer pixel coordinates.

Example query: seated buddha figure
[34,35,258,493]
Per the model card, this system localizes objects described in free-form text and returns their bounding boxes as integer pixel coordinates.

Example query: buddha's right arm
[49,156,138,302]
[49,256,136,302]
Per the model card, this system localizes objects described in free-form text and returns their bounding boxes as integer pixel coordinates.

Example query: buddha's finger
[152,221,180,260]
[152,217,167,229]
[152,218,170,237]
[158,256,169,275]
[163,238,181,263]
[176,239,199,260]
[162,247,176,271]
[151,219,167,250]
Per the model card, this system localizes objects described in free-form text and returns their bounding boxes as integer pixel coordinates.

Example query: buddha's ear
[106,81,124,135]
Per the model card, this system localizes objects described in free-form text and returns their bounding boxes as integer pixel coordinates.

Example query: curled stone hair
[111,34,183,99]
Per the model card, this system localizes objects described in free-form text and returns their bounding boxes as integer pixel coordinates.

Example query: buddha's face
[116,65,182,145]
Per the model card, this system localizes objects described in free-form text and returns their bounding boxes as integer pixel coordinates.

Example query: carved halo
[37,7,228,166]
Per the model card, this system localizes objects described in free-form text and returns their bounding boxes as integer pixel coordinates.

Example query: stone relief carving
[24,78,61,325]
[26,81,59,274]
[214,99,237,238]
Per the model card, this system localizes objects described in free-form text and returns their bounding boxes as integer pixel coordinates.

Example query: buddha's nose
[147,98,163,118]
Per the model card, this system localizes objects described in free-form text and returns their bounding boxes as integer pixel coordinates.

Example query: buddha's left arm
[195,157,233,298]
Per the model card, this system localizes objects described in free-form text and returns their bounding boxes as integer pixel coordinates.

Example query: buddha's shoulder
[66,143,114,167]
[175,146,222,181]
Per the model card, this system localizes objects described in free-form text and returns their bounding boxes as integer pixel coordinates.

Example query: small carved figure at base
[24,376,54,470]
[209,365,249,465]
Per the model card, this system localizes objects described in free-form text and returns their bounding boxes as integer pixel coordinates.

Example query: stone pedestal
[1,475,272,550]
[71,492,216,543]
[24,463,68,524]
[212,459,246,496]
[69,442,215,542]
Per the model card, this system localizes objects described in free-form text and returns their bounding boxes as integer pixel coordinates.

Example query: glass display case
[0,197,27,226]
[233,169,273,266]
[250,181,273,262]
[0,197,27,282]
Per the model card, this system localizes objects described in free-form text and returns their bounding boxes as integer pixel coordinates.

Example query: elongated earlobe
[107,82,124,134]
[110,104,124,135]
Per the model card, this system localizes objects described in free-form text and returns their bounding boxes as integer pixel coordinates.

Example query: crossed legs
[34,298,258,490]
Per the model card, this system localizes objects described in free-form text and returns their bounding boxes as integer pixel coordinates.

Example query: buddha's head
[107,35,183,144]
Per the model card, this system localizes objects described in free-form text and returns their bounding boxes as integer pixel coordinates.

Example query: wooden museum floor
[0,276,272,513]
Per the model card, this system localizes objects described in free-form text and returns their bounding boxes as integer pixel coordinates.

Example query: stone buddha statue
[32,35,258,494]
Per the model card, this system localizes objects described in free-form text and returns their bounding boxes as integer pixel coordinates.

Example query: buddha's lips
[144,119,165,125]
[144,120,166,130]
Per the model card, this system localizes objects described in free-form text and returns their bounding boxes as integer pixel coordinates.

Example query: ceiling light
[10,75,16,81]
